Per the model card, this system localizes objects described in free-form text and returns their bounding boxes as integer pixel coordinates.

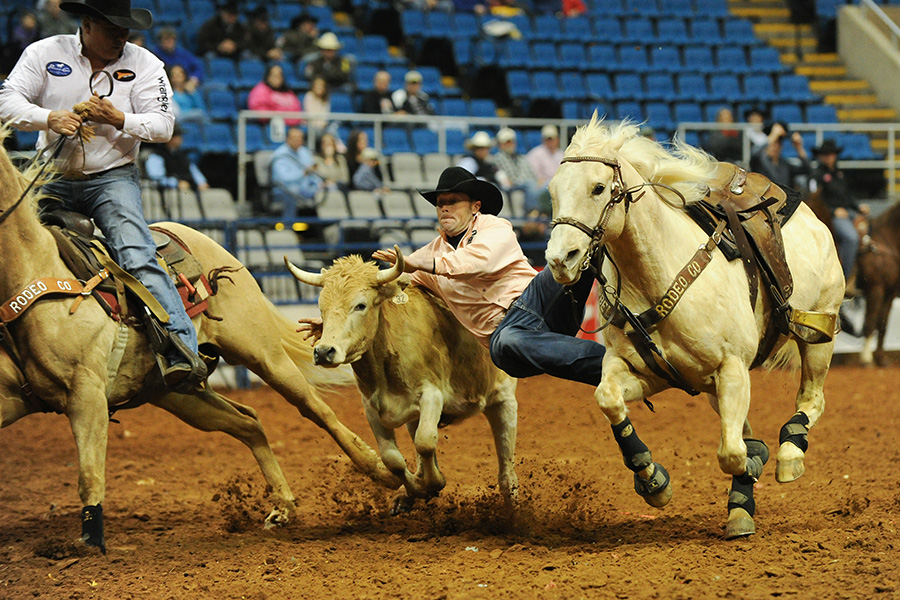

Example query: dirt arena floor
[1,363,898,600]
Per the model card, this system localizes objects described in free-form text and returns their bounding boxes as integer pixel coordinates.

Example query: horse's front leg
[715,355,769,539]
[595,356,672,508]
[66,390,110,554]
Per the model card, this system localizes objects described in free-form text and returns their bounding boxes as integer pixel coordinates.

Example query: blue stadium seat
[584,102,610,119]
[562,100,586,120]
[203,123,236,154]
[645,102,674,131]
[643,73,675,101]
[355,64,379,92]
[658,0,693,17]
[586,72,613,100]
[592,0,624,15]
[425,11,453,38]
[622,17,654,44]
[656,18,687,44]
[446,129,466,155]
[676,73,712,102]
[531,71,561,100]
[624,0,659,17]
[716,46,749,74]
[617,45,650,72]
[417,66,442,93]
[179,121,204,152]
[723,18,759,45]
[532,14,565,42]
[708,74,742,102]
[615,101,644,123]
[695,0,730,17]
[439,97,468,117]
[244,123,267,153]
[673,102,704,125]
[237,58,267,89]
[469,98,497,117]
[611,73,645,100]
[330,92,355,114]
[472,39,498,66]
[683,46,716,74]
[206,57,238,85]
[777,74,819,104]
[771,103,804,125]
[591,17,623,43]
[742,74,776,103]
[749,46,786,74]
[401,9,427,38]
[649,46,682,73]
[506,70,531,99]
[454,12,481,40]
[206,89,237,121]
[587,44,616,69]
[690,19,724,46]
[805,104,838,123]
[411,128,439,154]
[530,41,558,70]
[382,127,412,155]
[498,38,530,69]
[562,17,593,41]
[558,43,586,70]
[558,72,586,101]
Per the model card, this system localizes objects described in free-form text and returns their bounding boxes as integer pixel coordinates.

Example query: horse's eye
[592,183,606,196]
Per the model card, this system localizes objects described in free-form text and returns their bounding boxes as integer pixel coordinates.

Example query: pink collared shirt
[410,212,537,345]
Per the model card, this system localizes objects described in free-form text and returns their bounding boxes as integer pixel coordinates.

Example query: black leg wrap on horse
[744,438,770,480]
[634,463,670,498]
[611,417,652,473]
[728,473,757,517]
[779,412,810,453]
[80,504,106,554]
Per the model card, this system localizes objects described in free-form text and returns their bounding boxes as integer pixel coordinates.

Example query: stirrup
[157,335,208,393]
[788,308,838,343]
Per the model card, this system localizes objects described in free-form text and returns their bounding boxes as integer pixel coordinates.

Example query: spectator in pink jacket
[246,64,303,125]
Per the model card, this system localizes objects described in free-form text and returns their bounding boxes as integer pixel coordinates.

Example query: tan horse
[0,129,398,553]
[544,116,844,538]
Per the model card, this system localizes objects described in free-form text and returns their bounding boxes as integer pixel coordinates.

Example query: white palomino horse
[544,116,844,538]
[0,127,398,553]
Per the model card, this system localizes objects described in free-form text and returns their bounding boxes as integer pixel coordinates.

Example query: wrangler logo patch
[113,69,136,81]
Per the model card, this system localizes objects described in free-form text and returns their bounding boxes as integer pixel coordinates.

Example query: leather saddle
[684,163,836,361]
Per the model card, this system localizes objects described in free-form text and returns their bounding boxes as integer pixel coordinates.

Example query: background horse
[544,115,844,538]
[0,129,398,553]
[857,202,900,366]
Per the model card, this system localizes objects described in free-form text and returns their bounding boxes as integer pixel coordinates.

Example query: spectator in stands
[457,131,510,190]
[247,64,303,126]
[346,128,369,182]
[352,147,389,193]
[152,28,204,86]
[705,107,743,164]
[304,32,355,93]
[526,124,563,189]
[360,70,396,115]
[749,121,811,189]
[314,132,350,192]
[168,65,206,124]
[244,6,283,61]
[9,11,41,59]
[145,124,210,193]
[453,0,488,15]
[397,0,454,10]
[270,127,322,218]
[303,76,331,135]
[493,127,543,216]
[810,139,868,283]
[744,106,770,151]
[195,0,246,58]
[391,70,435,116]
[127,31,146,47]
[36,0,77,38]
[276,14,319,61]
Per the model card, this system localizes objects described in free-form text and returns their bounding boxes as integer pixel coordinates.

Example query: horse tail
[762,338,801,372]
[265,296,356,389]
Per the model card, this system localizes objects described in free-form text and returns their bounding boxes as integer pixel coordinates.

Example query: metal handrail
[860,0,900,51]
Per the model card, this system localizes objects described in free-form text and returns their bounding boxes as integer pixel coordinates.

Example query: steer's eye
[353,302,367,312]
[592,183,606,196]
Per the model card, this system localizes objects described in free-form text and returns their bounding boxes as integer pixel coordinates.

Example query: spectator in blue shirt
[168,65,206,124]
[352,147,388,193]
[152,28,204,86]
[270,127,322,218]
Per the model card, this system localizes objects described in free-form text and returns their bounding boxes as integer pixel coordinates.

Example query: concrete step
[809,80,871,93]
[768,36,818,49]
[795,65,848,78]
[838,107,899,121]
[825,94,881,105]
[871,138,900,152]
[782,52,840,65]
[754,22,813,35]
[731,6,791,19]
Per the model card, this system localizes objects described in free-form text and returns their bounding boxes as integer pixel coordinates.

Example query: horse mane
[870,200,900,237]
[0,123,63,216]
[567,113,719,205]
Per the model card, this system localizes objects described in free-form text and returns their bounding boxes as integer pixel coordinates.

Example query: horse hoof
[775,443,806,483]
[390,494,415,516]
[263,507,291,529]
[634,463,673,508]
[725,508,755,539]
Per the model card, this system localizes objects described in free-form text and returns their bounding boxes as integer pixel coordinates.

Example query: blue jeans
[831,213,859,279]
[41,165,199,356]
[490,268,606,386]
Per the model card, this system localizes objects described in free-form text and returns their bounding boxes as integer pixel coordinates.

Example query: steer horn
[375,245,405,285]
[284,257,325,287]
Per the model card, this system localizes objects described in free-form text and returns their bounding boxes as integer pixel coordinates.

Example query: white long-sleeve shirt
[0,33,174,175]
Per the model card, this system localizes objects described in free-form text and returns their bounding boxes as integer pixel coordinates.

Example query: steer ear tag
[392,291,409,305]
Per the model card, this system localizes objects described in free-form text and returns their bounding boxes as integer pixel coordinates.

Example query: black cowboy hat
[418,166,503,216]
[813,139,843,155]
[60,0,153,30]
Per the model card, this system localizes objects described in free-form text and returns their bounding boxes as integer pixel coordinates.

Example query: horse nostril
[313,346,336,365]
[565,249,580,266]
